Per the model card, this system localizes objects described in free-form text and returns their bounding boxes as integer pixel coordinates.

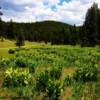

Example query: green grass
[0,39,50,57]
[0,48,10,57]
[0,39,36,48]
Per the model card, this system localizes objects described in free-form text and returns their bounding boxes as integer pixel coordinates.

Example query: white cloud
[5,0,43,5]
[1,0,100,25]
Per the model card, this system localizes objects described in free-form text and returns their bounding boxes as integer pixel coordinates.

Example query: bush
[8,49,15,54]
[47,80,62,100]
[0,58,10,68]
[29,64,35,73]
[50,66,62,80]
[4,67,32,87]
[73,67,98,82]
[35,70,63,99]
[35,71,49,92]
[28,61,37,73]
[15,57,27,67]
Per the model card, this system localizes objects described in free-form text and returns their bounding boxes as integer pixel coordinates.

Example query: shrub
[8,49,15,54]
[29,64,35,73]
[35,71,49,92]
[15,57,27,67]
[73,67,98,82]
[28,61,37,73]
[47,80,62,100]
[4,67,32,87]
[50,66,62,80]
[0,58,10,68]
[15,31,25,48]
[35,70,63,99]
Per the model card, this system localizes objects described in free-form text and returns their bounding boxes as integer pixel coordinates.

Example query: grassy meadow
[0,39,100,100]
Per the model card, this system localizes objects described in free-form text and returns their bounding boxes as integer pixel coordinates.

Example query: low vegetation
[0,45,99,99]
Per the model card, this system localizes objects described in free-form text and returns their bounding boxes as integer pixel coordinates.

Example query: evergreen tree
[16,29,25,48]
[0,7,3,16]
[6,19,15,39]
[0,18,3,37]
[0,7,4,41]
[83,3,98,46]
[97,7,100,44]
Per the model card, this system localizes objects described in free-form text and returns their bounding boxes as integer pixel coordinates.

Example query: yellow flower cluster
[4,67,32,86]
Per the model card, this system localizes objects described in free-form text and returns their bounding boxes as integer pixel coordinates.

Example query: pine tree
[6,19,15,39]
[83,3,98,46]
[0,7,4,41]
[16,29,25,48]
[0,7,3,16]
[97,7,100,44]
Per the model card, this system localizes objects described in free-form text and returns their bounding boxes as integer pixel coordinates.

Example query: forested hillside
[0,20,79,44]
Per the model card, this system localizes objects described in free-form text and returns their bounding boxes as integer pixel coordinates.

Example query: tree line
[0,3,100,46]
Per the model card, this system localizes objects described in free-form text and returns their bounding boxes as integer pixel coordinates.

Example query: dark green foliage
[16,29,25,48]
[82,3,100,46]
[28,61,36,73]
[0,58,10,68]
[35,71,62,99]
[4,74,27,87]
[6,20,16,39]
[16,40,24,48]
[8,49,15,54]
[47,80,62,100]
[0,20,80,45]
[73,67,98,82]
[0,7,4,38]
[15,57,27,67]
[35,71,49,92]
[15,57,36,72]
[50,66,62,80]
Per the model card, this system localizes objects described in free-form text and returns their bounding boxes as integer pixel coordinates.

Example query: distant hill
[0,20,79,45]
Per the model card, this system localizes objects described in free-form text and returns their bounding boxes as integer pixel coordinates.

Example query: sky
[0,0,100,25]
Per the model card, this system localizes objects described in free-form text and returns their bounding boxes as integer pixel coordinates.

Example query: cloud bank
[0,0,99,25]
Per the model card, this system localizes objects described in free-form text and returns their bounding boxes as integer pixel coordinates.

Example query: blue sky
[0,0,99,25]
